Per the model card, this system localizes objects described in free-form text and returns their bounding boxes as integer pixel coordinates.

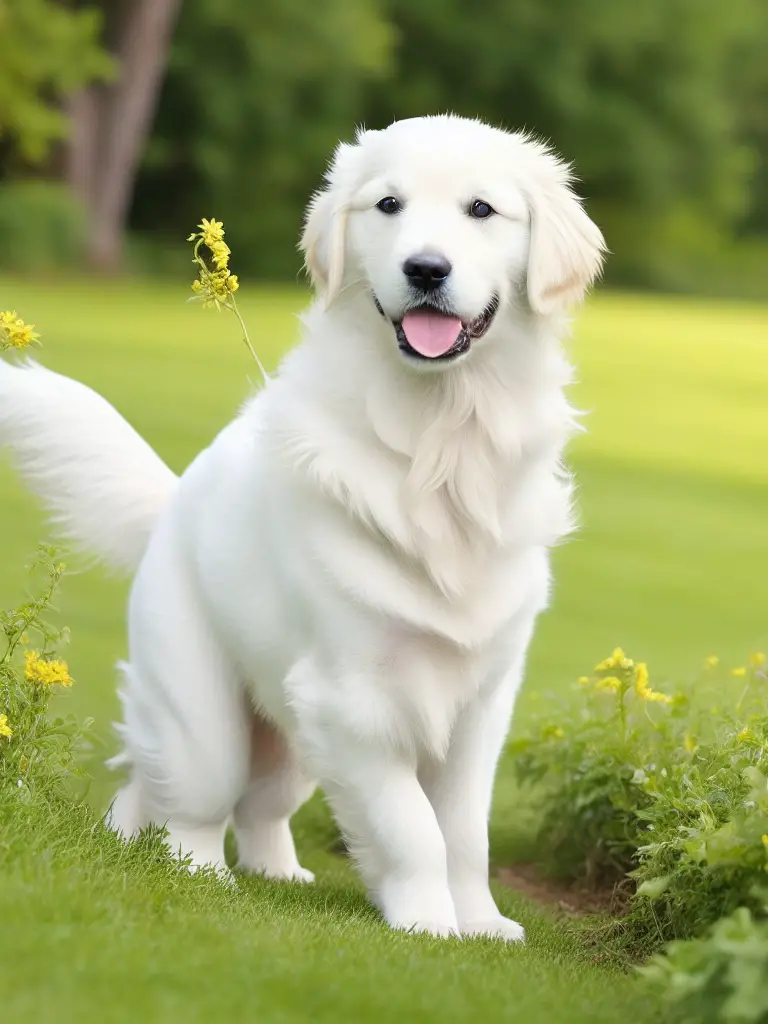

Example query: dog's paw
[461,916,525,943]
[242,862,315,884]
[277,865,315,884]
[388,919,461,939]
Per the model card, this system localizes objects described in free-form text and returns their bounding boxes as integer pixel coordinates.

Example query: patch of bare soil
[496,862,631,918]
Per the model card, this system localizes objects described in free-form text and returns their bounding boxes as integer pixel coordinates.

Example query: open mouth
[375,296,499,362]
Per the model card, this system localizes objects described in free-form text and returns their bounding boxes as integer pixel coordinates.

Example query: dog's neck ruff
[263,297,578,610]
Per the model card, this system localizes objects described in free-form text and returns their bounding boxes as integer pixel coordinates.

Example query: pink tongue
[401,309,463,358]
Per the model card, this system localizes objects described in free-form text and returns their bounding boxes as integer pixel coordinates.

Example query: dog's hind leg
[233,714,316,881]
[112,527,252,872]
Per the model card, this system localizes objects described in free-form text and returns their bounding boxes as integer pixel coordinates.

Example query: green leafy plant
[641,905,768,1023]
[512,648,768,948]
[0,546,94,803]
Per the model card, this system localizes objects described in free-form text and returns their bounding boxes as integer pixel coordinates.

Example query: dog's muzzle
[373,295,499,363]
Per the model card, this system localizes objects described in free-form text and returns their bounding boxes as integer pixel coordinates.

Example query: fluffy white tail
[0,360,177,573]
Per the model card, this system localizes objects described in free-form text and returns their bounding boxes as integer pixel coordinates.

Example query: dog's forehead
[355,117,537,198]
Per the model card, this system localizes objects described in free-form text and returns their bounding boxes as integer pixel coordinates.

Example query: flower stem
[228,295,269,385]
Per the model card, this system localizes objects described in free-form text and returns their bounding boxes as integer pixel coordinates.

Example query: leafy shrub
[512,648,768,948]
[0,182,86,273]
[641,905,768,1023]
[0,547,93,804]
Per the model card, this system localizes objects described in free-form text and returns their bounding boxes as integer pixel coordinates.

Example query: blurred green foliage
[0,0,112,163]
[131,0,394,278]
[130,0,768,291]
[1,0,768,292]
[0,182,86,272]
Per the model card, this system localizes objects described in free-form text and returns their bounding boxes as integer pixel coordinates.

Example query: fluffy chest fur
[259,301,578,651]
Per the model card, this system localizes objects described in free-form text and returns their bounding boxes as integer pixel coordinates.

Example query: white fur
[0,115,604,941]
[0,361,176,571]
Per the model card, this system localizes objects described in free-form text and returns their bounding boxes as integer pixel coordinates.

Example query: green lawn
[1,277,766,1022]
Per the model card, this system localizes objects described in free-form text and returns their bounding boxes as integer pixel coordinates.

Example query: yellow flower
[731,667,747,678]
[226,274,239,293]
[210,240,231,269]
[762,834,768,849]
[749,652,766,669]
[683,732,697,753]
[705,655,719,668]
[542,725,565,740]
[0,310,39,350]
[596,676,622,693]
[634,662,673,704]
[578,676,590,686]
[199,217,225,246]
[24,650,73,688]
[595,646,634,672]
[0,714,12,739]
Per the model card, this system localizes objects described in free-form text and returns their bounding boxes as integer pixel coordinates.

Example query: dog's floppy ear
[301,140,359,306]
[525,159,606,316]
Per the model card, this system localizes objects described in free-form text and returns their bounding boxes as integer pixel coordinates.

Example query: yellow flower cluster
[586,647,674,705]
[0,310,39,350]
[24,650,73,688]
[595,676,622,693]
[595,647,634,672]
[0,714,12,739]
[634,661,672,703]
[188,218,239,309]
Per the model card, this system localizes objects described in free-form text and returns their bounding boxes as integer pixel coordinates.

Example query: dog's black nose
[403,254,452,292]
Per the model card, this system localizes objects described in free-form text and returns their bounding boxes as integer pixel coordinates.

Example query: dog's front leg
[291,663,458,938]
[420,639,533,943]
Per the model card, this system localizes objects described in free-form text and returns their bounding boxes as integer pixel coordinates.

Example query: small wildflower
[684,732,697,753]
[542,725,565,740]
[0,714,12,738]
[578,676,590,686]
[0,310,40,350]
[749,652,766,668]
[187,217,268,382]
[199,217,225,246]
[762,835,768,849]
[705,655,719,668]
[595,646,634,672]
[210,240,231,270]
[731,667,747,678]
[596,676,622,693]
[634,662,673,704]
[24,650,73,688]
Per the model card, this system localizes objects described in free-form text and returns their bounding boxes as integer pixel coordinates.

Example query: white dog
[0,115,604,940]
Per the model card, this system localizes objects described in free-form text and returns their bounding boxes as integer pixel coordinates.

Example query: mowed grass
[1,276,766,1023]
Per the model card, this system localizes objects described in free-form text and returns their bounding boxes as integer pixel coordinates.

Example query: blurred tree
[130,0,393,277]
[0,0,112,163]
[361,0,768,288]
[66,0,183,270]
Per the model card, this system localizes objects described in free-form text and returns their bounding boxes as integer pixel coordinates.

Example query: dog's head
[301,115,605,367]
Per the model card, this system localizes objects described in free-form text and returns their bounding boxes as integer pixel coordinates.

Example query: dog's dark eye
[469,199,495,219]
[376,196,402,215]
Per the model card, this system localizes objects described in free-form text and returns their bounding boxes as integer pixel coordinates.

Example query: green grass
[1,276,766,1022]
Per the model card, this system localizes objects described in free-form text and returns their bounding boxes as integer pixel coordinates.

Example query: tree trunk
[67,0,183,271]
